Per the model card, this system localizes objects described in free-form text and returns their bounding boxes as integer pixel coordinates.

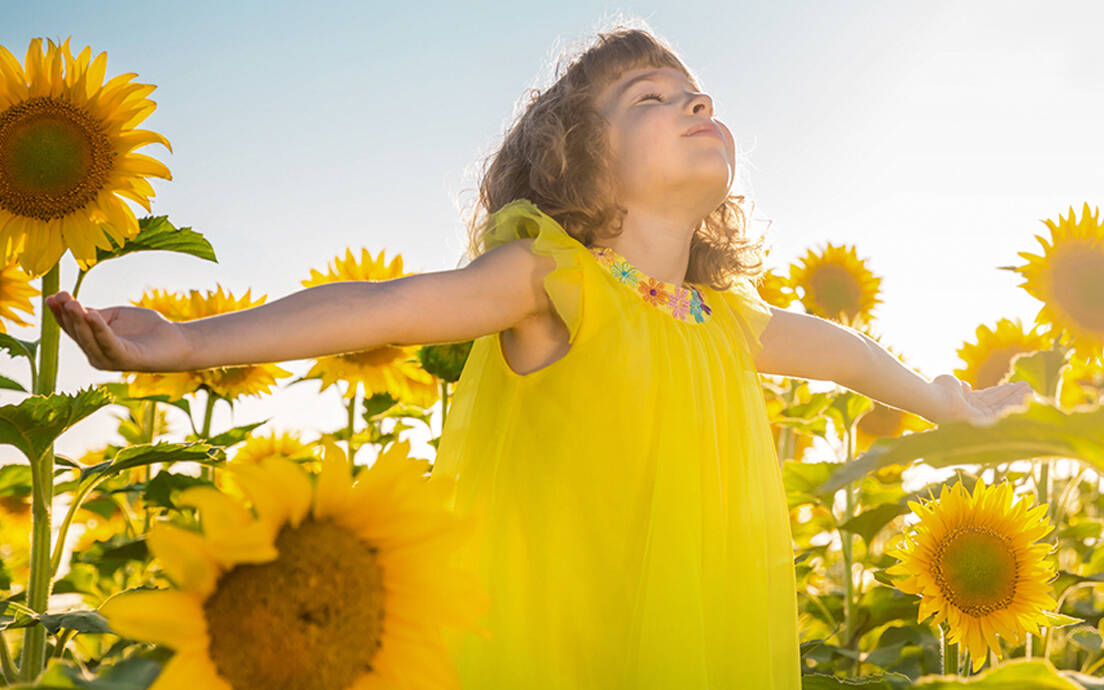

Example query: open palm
[932,374,1035,425]
[46,291,192,372]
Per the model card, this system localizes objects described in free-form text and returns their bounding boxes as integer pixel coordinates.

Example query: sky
[1,0,1102,469]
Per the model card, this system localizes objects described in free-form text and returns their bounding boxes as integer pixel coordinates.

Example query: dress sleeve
[483,198,587,344]
[720,277,774,359]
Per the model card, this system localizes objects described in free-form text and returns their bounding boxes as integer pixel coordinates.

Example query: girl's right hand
[45,292,194,372]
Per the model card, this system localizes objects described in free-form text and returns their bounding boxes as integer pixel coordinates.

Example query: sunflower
[885,479,1058,673]
[99,439,491,690]
[1013,203,1104,363]
[301,248,439,406]
[0,491,32,584]
[0,37,172,276]
[755,266,797,309]
[954,318,1051,390]
[789,242,883,327]
[0,260,37,331]
[124,286,293,401]
[230,430,320,473]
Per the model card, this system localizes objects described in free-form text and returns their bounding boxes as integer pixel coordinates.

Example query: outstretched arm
[753,308,1033,425]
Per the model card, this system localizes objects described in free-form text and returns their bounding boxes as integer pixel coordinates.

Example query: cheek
[717,122,736,162]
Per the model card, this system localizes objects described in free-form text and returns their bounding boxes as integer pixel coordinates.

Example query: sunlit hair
[460,22,770,290]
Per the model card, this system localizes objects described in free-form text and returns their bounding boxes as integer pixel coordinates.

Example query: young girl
[47,25,1032,689]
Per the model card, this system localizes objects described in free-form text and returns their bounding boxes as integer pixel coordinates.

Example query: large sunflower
[0,37,171,276]
[885,479,1058,673]
[954,318,1052,390]
[1013,203,1104,363]
[301,248,439,406]
[0,259,37,331]
[789,242,882,327]
[99,439,491,689]
[124,286,293,401]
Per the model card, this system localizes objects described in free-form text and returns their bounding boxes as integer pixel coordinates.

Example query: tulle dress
[433,199,801,689]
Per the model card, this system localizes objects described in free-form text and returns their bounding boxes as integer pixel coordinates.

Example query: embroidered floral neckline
[588,246,713,324]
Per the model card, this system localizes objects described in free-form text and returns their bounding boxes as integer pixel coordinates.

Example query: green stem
[21,263,60,681]
[346,393,358,468]
[839,424,856,675]
[0,632,17,684]
[440,379,449,431]
[941,624,959,676]
[199,391,217,482]
[50,629,75,659]
[142,401,156,534]
[71,270,87,300]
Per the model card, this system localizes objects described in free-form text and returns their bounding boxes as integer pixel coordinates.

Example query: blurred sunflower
[99,439,491,690]
[1058,351,1104,410]
[954,318,1051,390]
[301,248,439,407]
[789,242,882,327]
[124,286,293,401]
[886,479,1058,673]
[754,267,796,309]
[0,260,37,332]
[1013,203,1104,363]
[230,430,320,472]
[0,37,171,276]
[0,491,32,584]
[854,336,934,451]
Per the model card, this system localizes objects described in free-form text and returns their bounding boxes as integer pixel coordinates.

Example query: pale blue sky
[1,0,1102,465]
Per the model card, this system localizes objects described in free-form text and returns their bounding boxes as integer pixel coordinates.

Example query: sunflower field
[1,36,1103,690]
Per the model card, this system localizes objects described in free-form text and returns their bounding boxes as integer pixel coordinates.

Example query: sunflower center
[1051,244,1104,331]
[0,96,113,221]
[203,517,385,690]
[857,403,903,438]
[977,347,1030,389]
[339,345,406,367]
[809,265,862,319]
[933,526,1018,617]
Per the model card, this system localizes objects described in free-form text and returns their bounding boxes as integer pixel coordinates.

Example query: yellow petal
[313,440,353,520]
[98,590,207,651]
[176,486,254,533]
[146,522,221,596]
[149,647,233,690]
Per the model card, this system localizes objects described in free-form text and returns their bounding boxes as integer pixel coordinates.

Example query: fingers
[85,309,129,366]
[65,300,111,367]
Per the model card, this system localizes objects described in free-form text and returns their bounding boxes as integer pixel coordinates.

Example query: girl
[47,25,1031,689]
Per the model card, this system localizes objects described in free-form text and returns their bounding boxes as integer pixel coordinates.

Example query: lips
[683,122,722,138]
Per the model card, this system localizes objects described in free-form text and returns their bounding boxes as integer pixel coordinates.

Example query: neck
[594,206,698,285]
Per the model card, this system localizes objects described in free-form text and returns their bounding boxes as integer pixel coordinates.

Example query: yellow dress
[433,199,800,689]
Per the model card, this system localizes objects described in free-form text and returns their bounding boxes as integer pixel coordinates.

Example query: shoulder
[471,238,557,321]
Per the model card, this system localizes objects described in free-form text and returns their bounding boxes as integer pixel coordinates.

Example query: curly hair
[459,22,770,291]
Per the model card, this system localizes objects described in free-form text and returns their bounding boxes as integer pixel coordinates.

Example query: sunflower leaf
[1040,610,1083,627]
[78,441,223,484]
[91,215,217,266]
[0,333,38,362]
[0,374,26,392]
[0,387,114,462]
[910,658,1084,688]
[839,502,910,547]
[814,401,1104,497]
[196,419,269,447]
[800,670,911,689]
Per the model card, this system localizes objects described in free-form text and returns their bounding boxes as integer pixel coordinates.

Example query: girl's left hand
[930,374,1035,425]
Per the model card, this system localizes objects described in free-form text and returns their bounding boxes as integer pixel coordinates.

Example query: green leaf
[201,419,269,447]
[142,469,212,510]
[839,502,910,547]
[0,387,114,462]
[92,215,217,265]
[814,401,1104,497]
[824,391,874,437]
[0,374,26,392]
[79,442,222,483]
[910,658,1082,688]
[0,333,38,362]
[1040,610,1083,627]
[1008,347,1070,400]
[6,654,163,688]
[801,671,912,689]
[37,609,111,636]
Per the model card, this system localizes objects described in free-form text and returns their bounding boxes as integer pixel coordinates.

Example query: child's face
[597,66,735,217]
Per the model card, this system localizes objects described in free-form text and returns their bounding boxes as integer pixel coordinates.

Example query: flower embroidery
[588,246,712,324]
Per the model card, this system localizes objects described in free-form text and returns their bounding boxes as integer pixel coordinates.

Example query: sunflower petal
[148,647,233,690]
[98,589,208,651]
[146,522,221,596]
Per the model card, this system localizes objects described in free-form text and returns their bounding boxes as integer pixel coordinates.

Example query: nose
[687,91,713,117]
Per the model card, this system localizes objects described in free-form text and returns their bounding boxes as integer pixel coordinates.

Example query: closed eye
[637,92,664,103]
